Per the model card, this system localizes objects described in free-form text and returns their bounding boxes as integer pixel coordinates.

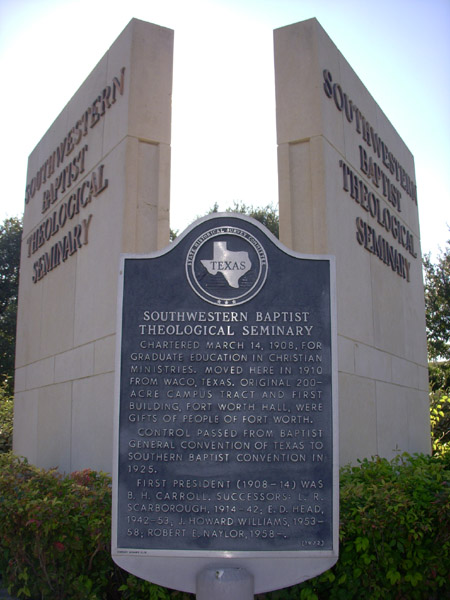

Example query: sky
[0,0,449,259]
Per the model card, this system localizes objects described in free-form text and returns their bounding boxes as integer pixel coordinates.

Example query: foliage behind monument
[0,217,21,394]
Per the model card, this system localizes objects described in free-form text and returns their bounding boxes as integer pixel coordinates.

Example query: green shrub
[0,453,191,600]
[0,454,118,599]
[0,453,448,599]
[430,394,450,456]
[0,381,13,453]
[258,453,449,600]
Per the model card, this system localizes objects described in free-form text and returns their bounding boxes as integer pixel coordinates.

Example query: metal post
[196,567,254,600]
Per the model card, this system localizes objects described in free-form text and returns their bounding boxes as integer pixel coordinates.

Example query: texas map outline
[200,241,251,288]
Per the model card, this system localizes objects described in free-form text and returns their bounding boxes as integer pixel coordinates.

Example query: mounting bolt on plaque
[196,567,254,600]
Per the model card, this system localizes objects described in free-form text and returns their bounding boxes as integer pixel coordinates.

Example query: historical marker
[112,214,338,594]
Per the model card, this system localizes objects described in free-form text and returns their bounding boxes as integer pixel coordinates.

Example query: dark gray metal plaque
[112,214,338,593]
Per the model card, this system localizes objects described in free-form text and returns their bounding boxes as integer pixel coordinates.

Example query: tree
[423,235,450,361]
[424,233,450,455]
[208,200,279,238]
[0,383,13,452]
[0,217,22,394]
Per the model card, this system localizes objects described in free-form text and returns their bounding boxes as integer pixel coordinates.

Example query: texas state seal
[185,225,268,306]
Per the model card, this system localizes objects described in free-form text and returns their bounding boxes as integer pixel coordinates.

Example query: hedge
[0,452,448,600]
[0,454,192,600]
[262,452,450,600]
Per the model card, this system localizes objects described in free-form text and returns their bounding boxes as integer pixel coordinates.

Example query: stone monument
[13,17,430,478]
[13,19,173,473]
[274,19,430,464]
